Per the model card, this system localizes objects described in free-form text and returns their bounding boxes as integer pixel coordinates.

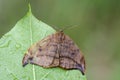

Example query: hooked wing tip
[22,62,28,67]
[22,53,29,67]
[76,64,85,75]
[81,70,85,75]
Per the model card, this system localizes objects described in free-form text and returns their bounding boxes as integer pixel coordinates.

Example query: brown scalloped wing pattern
[22,31,85,75]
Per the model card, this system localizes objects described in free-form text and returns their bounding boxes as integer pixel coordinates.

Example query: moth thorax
[57,32,65,41]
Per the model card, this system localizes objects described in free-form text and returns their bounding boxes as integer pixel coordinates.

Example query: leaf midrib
[29,12,36,80]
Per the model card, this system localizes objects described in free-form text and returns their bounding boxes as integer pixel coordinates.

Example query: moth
[22,31,86,75]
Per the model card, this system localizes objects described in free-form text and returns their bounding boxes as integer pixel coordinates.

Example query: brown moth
[22,31,86,75]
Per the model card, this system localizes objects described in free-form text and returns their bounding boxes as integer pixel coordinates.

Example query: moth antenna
[50,25,61,31]
[61,24,81,31]
[50,24,81,32]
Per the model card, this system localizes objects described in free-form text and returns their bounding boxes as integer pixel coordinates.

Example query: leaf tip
[28,3,32,13]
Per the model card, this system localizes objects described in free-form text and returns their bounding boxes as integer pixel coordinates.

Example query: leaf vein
[29,11,36,80]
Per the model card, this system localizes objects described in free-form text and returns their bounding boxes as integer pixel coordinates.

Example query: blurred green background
[0,0,120,80]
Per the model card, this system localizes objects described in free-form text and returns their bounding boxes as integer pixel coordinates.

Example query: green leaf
[0,5,87,80]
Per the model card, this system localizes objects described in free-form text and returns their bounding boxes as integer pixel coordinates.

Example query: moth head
[22,52,33,67]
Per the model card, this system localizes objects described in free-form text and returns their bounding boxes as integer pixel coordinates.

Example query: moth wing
[59,34,85,74]
[29,34,59,67]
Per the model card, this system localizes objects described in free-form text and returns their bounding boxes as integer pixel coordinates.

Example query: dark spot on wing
[29,57,33,60]
[71,53,75,56]
[39,48,42,51]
